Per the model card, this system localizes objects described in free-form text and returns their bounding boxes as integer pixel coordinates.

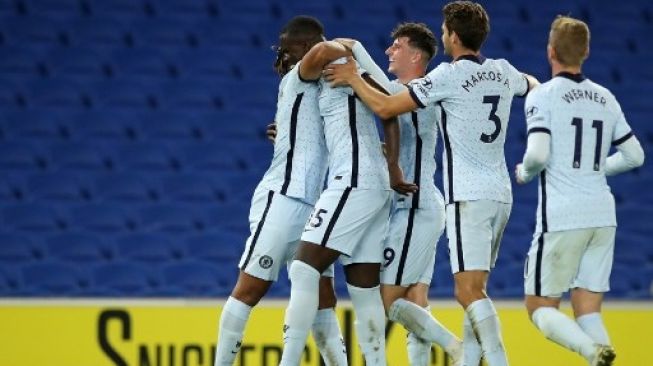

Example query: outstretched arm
[325,57,418,119]
[299,41,351,81]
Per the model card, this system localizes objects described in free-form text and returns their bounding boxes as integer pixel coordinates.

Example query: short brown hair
[549,16,590,67]
[442,1,489,52]
[391,22,438,62]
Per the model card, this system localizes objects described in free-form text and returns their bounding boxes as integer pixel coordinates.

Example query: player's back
[318,58,389,190]
[408,55,529,204]
[526,73,631,232]
[259,63,327,205]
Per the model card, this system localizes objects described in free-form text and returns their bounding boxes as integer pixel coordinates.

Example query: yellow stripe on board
[0,300,651,366]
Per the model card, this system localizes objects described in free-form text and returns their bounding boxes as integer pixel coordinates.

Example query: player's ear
[547,44,556,64]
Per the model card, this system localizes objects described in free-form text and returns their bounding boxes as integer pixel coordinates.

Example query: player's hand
[266,122,277,143]
[389,163,418,195]
[323,56,358,87]
[515,163,526,184]
[333,38,357,52]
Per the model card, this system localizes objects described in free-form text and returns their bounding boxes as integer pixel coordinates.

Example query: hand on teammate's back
[266,123,277,143]
[388,163,418,195]
[323,56,358,87]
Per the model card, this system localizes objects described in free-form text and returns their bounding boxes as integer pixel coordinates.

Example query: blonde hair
[549,16,590,66]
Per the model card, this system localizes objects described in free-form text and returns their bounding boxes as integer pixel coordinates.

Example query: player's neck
[552,62,582,77]
[450,46,479,61]
[396,67,427,84]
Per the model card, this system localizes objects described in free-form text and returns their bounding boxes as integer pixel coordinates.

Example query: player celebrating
[213,16,349,366]
[339,23,463,366]
[516,16,644,366]
[324,2,538,365]
[278,36,416,366]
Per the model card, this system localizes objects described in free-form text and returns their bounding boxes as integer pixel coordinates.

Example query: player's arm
[362,74,417,195]
[516,89,551,184]
[334,38,392,90]
[299,41,351,81]
[324,57,418,119]
[523,74,540,93]
[515,131,551,184]
[605,134,645,176]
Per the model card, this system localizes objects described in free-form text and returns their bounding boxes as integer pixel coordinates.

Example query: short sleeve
[504,60,529,97]
[611,100,634,146]
[524,88,551,135]
[406,63,452,108]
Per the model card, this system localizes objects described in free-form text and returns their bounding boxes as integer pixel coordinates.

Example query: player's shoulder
[584,78,617,101]
[485,57,518,72]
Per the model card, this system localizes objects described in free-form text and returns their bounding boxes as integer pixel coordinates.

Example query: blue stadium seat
[138,204,204,233]
[46,231,114,262]
[94,172,160,203]
[2,204,65,232]
[26,172,93,202]
[49,142,112,171]
[430,266,454,298]
[93,261,161,295]
[49,47,109,82]
[1,16,69,48]
[69,203,137,232]
[93,80,159,110]
[163,261,232,296]
[155,0,219,20]
[87,0,152,20]
[206,110,266,139]
[488,264,525,298]
[161,173,227,203]
[117,142,179,171]
[181,142,243,171]
[116,232,183,262]
[0,46,43,83]
[5,110,71,140]
[27,78,90,109]
[110,48,174,82]
[0,232,43,263]
[134,18,200,49]
[173,49,234,81]
[73,110,141,142]
[159,80,226,112]
[0,173,24,203]
[71,17,132,49]
[0,141,48,171]
[22,0,85,19]
[0,80,26,109]
[140,111,210,141]
[184,231,245,262]
[22,261,88,295]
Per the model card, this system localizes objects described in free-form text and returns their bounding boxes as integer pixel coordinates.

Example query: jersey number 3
[481,95,501,143]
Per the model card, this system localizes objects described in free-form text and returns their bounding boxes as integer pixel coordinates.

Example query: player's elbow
[631,147,645,168]
[377,105,397,120]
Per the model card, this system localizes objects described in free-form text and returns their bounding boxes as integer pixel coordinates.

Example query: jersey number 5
[571,118,603,171]
[481,95,501,143]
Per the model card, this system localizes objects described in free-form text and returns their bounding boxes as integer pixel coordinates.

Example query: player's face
[385,37,415,75]
[441,23,453,56]
[273,34,308,76]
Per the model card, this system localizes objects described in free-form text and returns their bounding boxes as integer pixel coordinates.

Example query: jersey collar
[454,54,486,64]
[555,71,586,83]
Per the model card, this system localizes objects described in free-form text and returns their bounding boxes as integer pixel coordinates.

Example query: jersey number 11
[571,117,603,171]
